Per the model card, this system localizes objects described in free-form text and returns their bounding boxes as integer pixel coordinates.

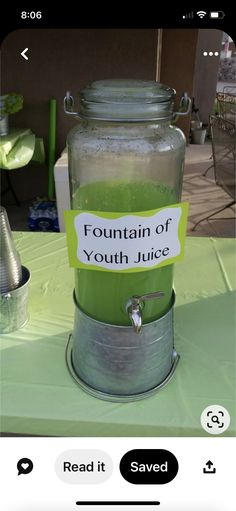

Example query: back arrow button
[21,48,29,61]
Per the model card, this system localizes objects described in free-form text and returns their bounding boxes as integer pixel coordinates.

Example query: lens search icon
[17,458,34,475]
[201,405,230,435]
[210,415,220,425]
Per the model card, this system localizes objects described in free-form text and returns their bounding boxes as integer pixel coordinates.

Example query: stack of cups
[0,206,30,333]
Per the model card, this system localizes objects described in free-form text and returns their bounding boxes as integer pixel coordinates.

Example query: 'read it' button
[120,449,178,484]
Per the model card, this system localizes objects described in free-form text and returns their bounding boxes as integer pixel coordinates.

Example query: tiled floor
[2,142,235,237]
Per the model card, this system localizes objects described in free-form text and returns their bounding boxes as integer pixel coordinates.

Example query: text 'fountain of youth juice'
[64,80,190,401]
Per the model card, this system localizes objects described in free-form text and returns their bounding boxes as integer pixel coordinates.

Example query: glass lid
[78,79,176,121]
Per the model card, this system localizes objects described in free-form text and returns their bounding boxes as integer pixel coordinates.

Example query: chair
[216,90,236,123]
[192,115,235,231]
[202,89,236,177]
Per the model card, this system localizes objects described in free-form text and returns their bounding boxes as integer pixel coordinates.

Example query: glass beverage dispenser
[65,80,190,401]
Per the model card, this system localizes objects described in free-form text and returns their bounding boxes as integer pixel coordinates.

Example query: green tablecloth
[0,233,235,436]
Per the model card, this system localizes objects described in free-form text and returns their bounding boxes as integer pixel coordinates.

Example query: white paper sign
[72,205,186,272]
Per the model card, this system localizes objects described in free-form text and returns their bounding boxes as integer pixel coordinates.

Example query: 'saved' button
[120,449,178,484]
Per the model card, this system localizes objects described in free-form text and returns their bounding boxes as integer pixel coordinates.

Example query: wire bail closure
[64,90,191,121]
[64,92,77,116]
[172,92,191,122]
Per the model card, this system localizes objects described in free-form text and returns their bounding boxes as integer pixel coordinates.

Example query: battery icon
[210,11,225,19]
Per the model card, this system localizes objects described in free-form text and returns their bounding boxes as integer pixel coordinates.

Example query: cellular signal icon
[182,12,194,19]
[197,10,207,18]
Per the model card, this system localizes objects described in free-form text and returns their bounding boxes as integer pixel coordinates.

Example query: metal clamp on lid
[126,291,165,333]
[173,93,191,122]
[64,91,77,116]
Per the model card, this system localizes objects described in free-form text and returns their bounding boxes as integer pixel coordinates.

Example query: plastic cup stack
[0,206,22,294]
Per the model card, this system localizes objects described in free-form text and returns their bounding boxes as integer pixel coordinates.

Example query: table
[0,233,235,436]
[54,149,70,232]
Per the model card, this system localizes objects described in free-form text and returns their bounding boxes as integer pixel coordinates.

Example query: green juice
[73,180,177,325]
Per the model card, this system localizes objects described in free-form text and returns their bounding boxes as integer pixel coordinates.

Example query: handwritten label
[65,202,188,272]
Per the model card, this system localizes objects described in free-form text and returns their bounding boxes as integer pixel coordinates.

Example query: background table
[0,233,235,436]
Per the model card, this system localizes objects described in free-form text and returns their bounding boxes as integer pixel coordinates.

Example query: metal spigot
[127,296,143,334]
[126,291,165,334]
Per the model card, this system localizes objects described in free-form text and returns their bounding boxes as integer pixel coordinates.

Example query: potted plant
[0,93,24,136]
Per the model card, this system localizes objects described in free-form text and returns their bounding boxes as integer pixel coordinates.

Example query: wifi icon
[197,10,207,18]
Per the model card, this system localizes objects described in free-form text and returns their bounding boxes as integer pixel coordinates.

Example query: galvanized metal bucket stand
[66,291,179,402]
[0,266,31,334]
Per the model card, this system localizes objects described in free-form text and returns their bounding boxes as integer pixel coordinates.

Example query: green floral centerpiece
[0,93,24,135]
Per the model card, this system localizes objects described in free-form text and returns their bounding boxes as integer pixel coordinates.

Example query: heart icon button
[22,463,29,470]
[17,458,34,475]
